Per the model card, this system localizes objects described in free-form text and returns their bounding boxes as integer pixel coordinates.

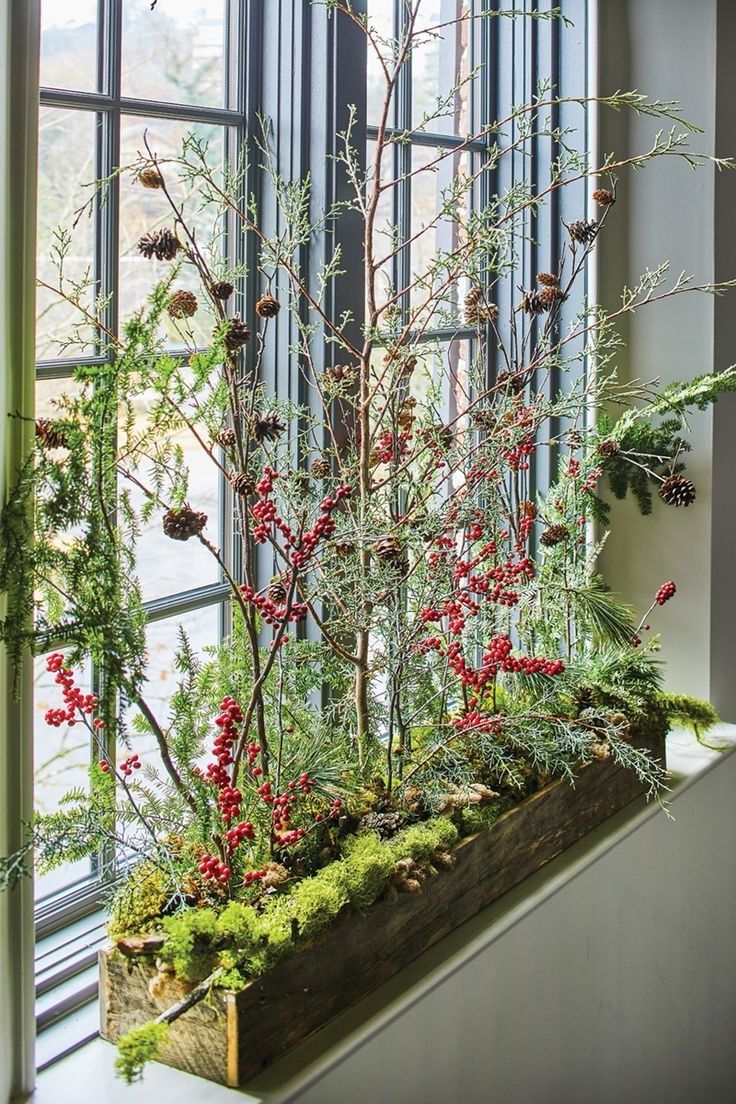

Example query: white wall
[598,0,736,717]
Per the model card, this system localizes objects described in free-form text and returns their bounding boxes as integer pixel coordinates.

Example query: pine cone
[210,280,234,301]
[255,294,280,318]
[659,474,696,507]
[471,407,497,430]
[397,396,417,426]
[593,188,615,207]
[538,284,566,310]
[540,523,569,547]
[230,471,255,497]
[266,577,287,604]
[326,363,357,384]
[566,428,584,449]
[334,539,355,556]
[139,166,164,190]
[536,271,559,287]
[374,535,405,570]
[162,505,207,541]
[567,219,598,245]
[223,316,251,353]
[597,439,620,459]
[214,427,237,450]
[167,289,198,319]
[518,499,537,520]
[520,289,549,316]
[310,456,331,479]
[422,424,453,452]
[137,227,180,261]
[359,810,404,840]
[496,369,527,394]
[251,411,286,444]
[35,418,68,449]
[464,285,499,326]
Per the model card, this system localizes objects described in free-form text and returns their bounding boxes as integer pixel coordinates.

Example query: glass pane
[412,0,469,136]
[122,0,228,109]
[36,107,97,361]
[367,139,396,315]
[34,652,93,899]
[409,144,470,317]
[118,115,225,348]
[40,0,98,93]
[121,603,222,761]
[124,413,223,603]
[366,0,395,127]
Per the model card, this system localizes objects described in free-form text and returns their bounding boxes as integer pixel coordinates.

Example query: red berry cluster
[240,581,308,626]
[251,467,352,574]
[581,465,603,494]
[655,580,676,605]
[373,428,412,465]
[451,710,504,735]
[504,438,536,472]
[225,820,255,851]
[482,634,564,678]
[44,653,97,727]
[290,486,352,570]
[119,754,141,778]
[204,696,245,824]
[198,854,232,884]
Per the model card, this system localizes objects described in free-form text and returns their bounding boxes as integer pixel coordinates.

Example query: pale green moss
[115,1021,169,1084]
[160,908,218,981]
[108,860,170,941]
[658,691,719,735]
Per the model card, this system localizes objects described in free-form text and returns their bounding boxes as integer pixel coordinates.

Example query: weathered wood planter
[100,726,665,1087]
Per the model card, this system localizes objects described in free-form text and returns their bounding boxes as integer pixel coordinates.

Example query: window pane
[36,107,97,361]
[366,0,395,127]
[124,413,223,603]
[40,0,98,93]
[412,0,469,136]
[34,653,93,899]
[122,0,228,109]
[118,115,226,347]
[409,144,470,317]
[122,603,222,761]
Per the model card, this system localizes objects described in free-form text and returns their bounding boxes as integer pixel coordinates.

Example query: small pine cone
[167,289,198,319]
[397,396,417,427]
[230,471,255,497]
[374,535,405,569]
[359,810,404,839]
[519,499,537,520]
[251,411,286,444]
[422,424,453,452]
[536,272,560,287]
[35,418,69,449]
[223,316,251,353]
[496,369,527,394]
[292,469,311,498]
[214,427,237,450]
[162,504,207,541]
[139,166,164,190]
[210,280,234,301]
[464,285,499,326]
[566,428,584,449]
[334,539,355,556]
[567,219,598,245]
[137,227,180,261]
[310,456,331,479]
[538,284,566,310]
[590,740,612,761]
[540,523,569,547]
[520,289,549,316]
[593,188,615,207]
[471,407,497,430]
[659,473,696,507]
[597,439,620,459]
[255,294,280,318]
[266,577,288,604]
[261,862,289,889]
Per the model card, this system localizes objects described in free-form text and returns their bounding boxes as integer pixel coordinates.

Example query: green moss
[115,1021,169,1084]
[160,908,218,981]
[386,817,459,863]
[108,860,170,941]
[290,870,349,938]
[658,691,719,736]
[336,834,395,909]
[459,796,515,835]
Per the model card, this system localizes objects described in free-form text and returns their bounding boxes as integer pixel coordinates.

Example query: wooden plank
[100,727,665,1086]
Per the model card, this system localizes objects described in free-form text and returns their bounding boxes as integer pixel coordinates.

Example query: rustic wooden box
[100,727,665,1087]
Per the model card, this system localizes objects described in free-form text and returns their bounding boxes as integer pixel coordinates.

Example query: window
[34,0,250,1066]
[32,0,590,1066]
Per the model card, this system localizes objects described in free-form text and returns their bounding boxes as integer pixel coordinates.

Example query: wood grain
[100,726,665,1087]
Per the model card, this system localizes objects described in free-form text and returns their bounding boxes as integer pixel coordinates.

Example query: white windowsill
[29,727,736,1104]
